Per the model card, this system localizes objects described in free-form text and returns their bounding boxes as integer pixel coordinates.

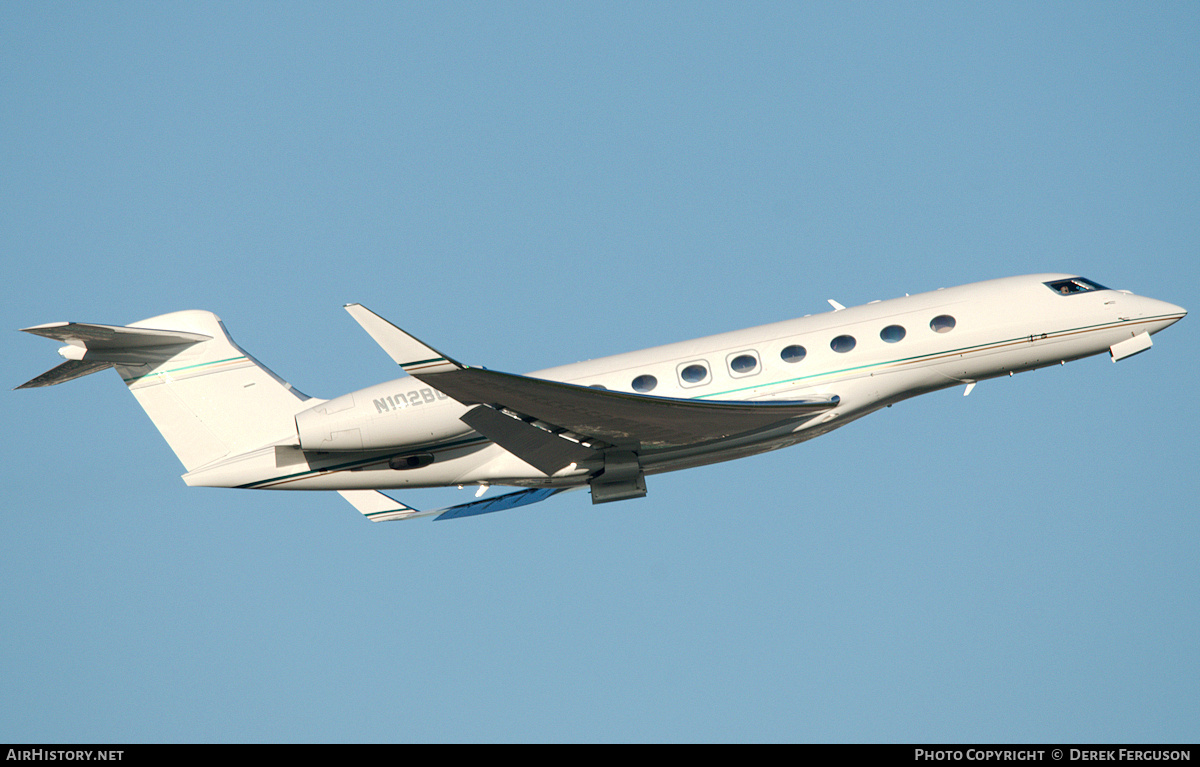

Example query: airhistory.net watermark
[6,751,123,761]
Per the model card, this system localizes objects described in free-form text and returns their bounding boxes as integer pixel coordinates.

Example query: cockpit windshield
[1045,277,1109,295]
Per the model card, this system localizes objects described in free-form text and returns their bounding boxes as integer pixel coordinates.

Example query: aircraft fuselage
[186,273,1183,495]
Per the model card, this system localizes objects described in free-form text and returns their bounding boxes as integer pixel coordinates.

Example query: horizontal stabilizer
[21,321,210,349]
[339,486,573,522]
[16,360,113,389]
[18,321,212,389]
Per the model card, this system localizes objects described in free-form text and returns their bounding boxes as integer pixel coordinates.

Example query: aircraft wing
[344,304,838,455]
[338,487,574,522]
[418,366,834,448]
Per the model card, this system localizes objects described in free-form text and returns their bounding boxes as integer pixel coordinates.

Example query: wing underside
[338,487,573,522]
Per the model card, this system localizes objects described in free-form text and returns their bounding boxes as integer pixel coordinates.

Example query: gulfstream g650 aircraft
[19,274,1186,521]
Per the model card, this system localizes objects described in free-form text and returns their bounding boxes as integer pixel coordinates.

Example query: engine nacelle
[295,378,474,451]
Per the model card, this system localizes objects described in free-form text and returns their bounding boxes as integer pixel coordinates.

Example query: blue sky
[3,2,1197,743]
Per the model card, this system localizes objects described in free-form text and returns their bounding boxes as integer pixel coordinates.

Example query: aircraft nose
[1141,296,1187,332]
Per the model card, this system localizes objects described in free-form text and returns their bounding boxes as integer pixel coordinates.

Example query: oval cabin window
[680,364,708,384]
[730,354,757,374]
[830,335,856,353]
[632,374,657,392]
[930,315,956,333]
[780,345,806,363]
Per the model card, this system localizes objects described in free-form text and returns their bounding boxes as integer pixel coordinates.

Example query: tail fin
[20,311,315,472]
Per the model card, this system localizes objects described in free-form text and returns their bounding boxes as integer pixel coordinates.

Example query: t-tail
[18,311,316,473]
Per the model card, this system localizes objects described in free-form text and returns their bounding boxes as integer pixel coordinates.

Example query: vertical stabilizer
[21,311,315,472]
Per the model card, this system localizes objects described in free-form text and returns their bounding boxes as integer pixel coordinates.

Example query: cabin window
[678,363,710,387]
[880,325,906,343]
[1045,277,1108,295]
[589,384,608,390]
[930,315,956,333]
[632,374,657,393]
[730,355,756,373]
[830,335,856,353]
[727,352,759,378]
[780,345,807,363]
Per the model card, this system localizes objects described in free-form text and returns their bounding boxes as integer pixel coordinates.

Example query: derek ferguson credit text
[914,751,1191,762]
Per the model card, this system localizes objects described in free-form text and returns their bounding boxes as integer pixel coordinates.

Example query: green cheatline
[122,356,247,384]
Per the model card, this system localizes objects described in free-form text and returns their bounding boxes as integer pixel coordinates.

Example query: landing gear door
[1110,332,1152,362]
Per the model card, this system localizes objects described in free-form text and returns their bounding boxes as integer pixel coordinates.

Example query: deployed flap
[343,304,838,451]
[460,405,597,475]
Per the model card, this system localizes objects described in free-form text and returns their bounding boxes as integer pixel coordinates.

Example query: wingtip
[337,489,431,521]
[19,322,69,336]
[342,305,464,373]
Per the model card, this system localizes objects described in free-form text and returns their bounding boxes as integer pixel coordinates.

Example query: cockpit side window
[1045,277,1109,295]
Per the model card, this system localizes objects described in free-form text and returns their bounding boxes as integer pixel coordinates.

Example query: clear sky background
[3,3,1197,743]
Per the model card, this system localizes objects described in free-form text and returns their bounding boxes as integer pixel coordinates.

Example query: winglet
[343,304,463,375]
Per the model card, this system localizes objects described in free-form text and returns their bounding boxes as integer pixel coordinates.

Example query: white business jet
[19,274,1185,521]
